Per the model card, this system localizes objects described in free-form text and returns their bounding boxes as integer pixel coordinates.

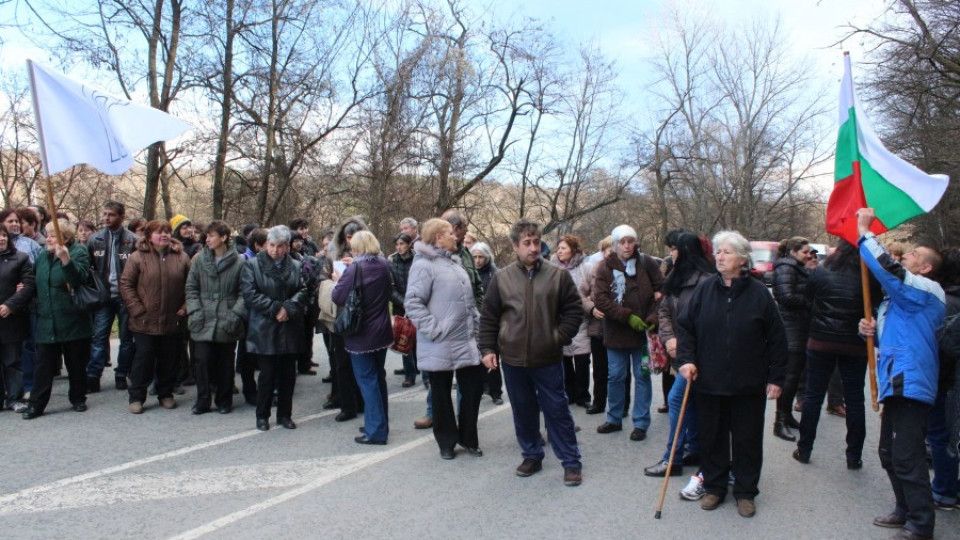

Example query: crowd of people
[0,201,957,539]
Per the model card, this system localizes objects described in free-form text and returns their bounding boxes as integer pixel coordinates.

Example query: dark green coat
[35,241,93,344]
[185,246,246,343]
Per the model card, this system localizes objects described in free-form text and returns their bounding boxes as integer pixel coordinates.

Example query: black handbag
[333,261,363,336]
[71,269,111,312]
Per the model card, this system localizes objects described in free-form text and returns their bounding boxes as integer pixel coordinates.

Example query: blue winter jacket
[860,233,945,405]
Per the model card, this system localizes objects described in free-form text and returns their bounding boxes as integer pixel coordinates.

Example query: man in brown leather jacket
[479,219,584,486]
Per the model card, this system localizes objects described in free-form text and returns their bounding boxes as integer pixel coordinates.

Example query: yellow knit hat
[170,214,192,235]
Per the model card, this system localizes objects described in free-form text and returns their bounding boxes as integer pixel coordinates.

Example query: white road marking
[0,456,370,516]
[167,405,511,540]
[0,388,425,506]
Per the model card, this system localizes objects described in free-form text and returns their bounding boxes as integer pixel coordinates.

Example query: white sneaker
[11,402,28,413]
[680,473,705,501]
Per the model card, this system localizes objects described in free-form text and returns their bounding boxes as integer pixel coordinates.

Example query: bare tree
[845,0,960,246]
[640,5,829,242]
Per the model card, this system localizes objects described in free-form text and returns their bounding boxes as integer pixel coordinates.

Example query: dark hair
[663,233,715,297]
[31,205,50,225]
[342,222,364,237]
[143,219,172,238]
[664,228,693,248]
[103,200,126,216]
[394,233,412,245]
[558,234,583,256]
[127,218,146,234]
[0,223,8,242]
[442,209,467,229]
[289,218,309,230]
[78,219,97,232]
[823,239,860,272]
[938,247,960,288]
[0,209,19,227]
[16,208,38,226]
[509,218,540,245]
[248,227,268,248]
[776,236,809,258]
[205,220,231,238]
[241,223,260,237]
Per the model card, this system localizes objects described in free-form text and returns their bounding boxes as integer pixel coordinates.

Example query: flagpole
[27,59,64,245]
[860,259,878,411]
[844,52,879,412]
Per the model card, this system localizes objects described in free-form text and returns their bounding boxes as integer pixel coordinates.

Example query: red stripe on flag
[826,162,887,244]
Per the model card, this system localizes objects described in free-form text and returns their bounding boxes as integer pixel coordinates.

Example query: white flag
[27,60,193,176]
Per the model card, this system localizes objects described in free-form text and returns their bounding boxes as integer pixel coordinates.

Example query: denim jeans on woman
[352,348,389,442]
[662,374,698,461]
[606,346,651,429]
[797,349,867,462]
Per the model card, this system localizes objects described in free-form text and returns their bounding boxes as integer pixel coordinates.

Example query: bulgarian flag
[826,53,949,244]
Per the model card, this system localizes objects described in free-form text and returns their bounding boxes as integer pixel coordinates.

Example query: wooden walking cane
[654,377,692,519]
[860,259,878,411]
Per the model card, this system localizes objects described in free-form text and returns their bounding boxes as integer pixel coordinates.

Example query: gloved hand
[628,314,650,333]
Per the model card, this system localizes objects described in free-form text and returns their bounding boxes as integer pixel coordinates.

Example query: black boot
[773,411,796,442]
[783,412,801,429]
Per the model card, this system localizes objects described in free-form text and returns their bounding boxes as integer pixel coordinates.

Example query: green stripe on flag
[860,156,925,228]
[835,108,857,181]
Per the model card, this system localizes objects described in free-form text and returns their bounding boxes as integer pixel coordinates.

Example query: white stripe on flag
[28,60,192,176]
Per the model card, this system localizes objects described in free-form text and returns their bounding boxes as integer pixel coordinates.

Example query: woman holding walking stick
[675,231,788,518]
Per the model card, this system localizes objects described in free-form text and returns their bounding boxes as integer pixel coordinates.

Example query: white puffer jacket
[404,241,481,371]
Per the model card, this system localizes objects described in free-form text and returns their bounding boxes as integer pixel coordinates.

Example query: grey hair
[712,230,751,259]
[399,217,419,231]
[266,225,292,245]
[471,242,496,268]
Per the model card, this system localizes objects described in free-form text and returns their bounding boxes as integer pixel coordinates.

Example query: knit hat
[611,224,637,244]
[170,214,192,236]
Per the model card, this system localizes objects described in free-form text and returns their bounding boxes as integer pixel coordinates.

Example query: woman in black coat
[793,240,881,469]
[771,237,812,441]
[389,233,417,387]
[0,224,35,413]
[677,230,787,518]
[242,225,308,431]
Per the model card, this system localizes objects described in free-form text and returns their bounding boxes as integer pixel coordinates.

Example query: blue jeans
[928,391,959,506]
[502,362,581,469]
[351,349,389,442]
[606,347,652,429]
[88,296,135,378]
[662,374,698,461]
[797,349,867,462]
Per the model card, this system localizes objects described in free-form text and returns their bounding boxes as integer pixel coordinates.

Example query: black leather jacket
[772,256,810,351]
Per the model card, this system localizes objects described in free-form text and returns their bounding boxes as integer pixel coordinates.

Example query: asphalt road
[1,340,957,540]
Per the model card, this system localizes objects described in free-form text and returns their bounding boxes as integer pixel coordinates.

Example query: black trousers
[484,356,503,398]
[696,392,766,500]
[255,353,297,420]
[430,364,486,451]
[129,332,180,404]
[30,338,90,412]
[236,339,257,402]
[879,397,935,538]
[194,341,236,410]
[563,353,591,404]
[661,370,675,408]
[590,337,608,406]
[777,350,805,413]
[322,332,336,377]
[298,316,315,373]
[331,334,363,414]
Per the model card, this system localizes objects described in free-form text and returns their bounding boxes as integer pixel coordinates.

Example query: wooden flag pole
[654,378,692,519]
[44,176,64,246]
[860,259,878,411]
